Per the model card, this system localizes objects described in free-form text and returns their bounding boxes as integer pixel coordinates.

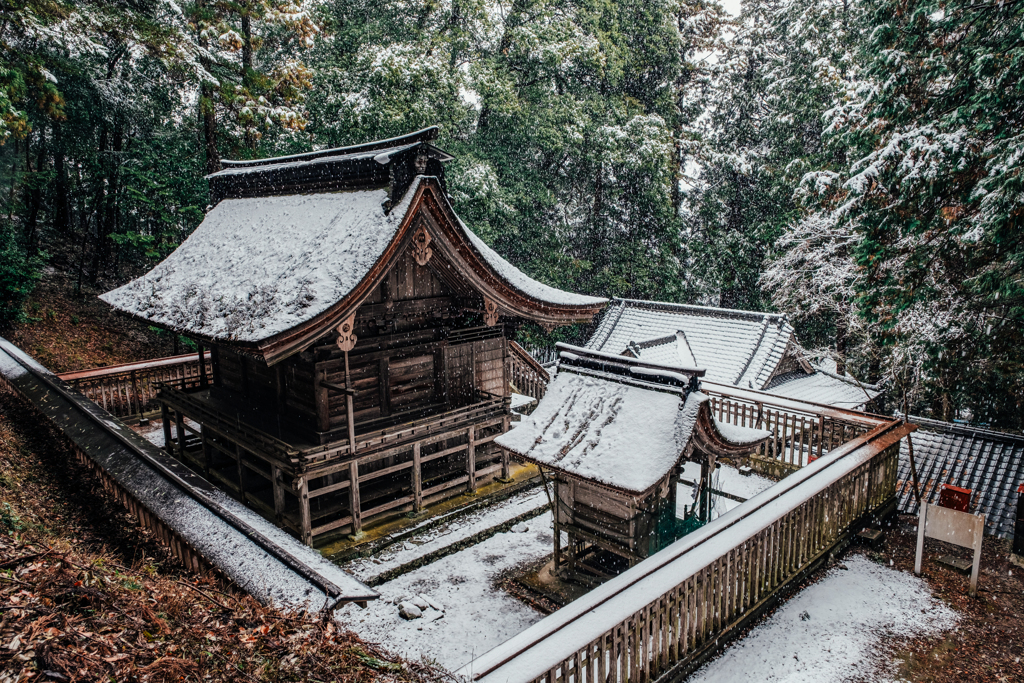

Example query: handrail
[0,338,376,606]
[510,341,549,380]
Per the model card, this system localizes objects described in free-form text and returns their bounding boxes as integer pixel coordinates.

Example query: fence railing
[701,381,879,473]
[58,352,211,419]
[509,341,550,400]
[459,416,913,683]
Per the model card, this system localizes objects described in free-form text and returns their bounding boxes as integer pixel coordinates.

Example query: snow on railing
[459,415,913,683]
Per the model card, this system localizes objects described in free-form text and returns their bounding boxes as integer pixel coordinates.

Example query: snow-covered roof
[102,185,418,343]
[102,177,604,348]
[588,299,798,390]
[497,359,770,494]
[764,371,880,409]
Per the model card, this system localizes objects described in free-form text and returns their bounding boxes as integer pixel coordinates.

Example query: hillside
[0,385,442,681]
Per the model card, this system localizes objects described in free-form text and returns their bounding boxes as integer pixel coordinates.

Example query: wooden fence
[58,352,211,419]
[460,416,913,683]
[509,341,550,400]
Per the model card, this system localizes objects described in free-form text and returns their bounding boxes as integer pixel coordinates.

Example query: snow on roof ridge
[613,297,790,324]
[219,126,440,168]
[733,317,771,386]
[555,342,705,376]
[815,367,881,392]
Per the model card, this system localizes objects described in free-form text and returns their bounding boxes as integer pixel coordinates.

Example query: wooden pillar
[467,425,477,492]
[412,442,423,512]
[198,345,208,389]
[315,366,330,432]
[345,350,358,456]
[160,403,172,454]
[500,416,511,480]
[234,443,246,502]
[272,465,285,524]
[299,476,312,546]
[553,479,562,569]
[200,430,212,475]
[174,410,186,459]
[349,461,362,533]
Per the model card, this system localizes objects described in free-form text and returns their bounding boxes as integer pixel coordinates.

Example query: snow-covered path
[336,512,553,670]
[688,554,958,683]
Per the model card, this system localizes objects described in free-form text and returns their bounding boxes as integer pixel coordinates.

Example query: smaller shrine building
[497,344,771,581]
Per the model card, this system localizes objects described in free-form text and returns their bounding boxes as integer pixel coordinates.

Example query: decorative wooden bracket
[484,298,500,327]
[412,224,433,266]
[335,313,358,352]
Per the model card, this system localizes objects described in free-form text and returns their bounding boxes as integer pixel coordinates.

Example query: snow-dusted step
[343,487,550,584]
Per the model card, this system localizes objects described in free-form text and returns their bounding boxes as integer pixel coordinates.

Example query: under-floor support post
[349,460,362,533]
[200,430,211,475]
[500,416,511,479]
[413,442,423,512]
[174,410,186,459]
[467,426,477,492]
[299,476,311,546]
[160,403,172,454]
[272,465,285,524]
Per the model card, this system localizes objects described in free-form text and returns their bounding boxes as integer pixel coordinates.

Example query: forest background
[0,0,1020,429]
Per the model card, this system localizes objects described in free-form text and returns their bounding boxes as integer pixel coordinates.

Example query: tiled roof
[764,371,880,409]
[896,416,1024,539]
[587,298,796,389]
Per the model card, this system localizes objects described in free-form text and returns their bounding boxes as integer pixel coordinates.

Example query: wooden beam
[413,441,423,512]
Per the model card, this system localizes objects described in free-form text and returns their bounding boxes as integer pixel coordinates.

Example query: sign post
[915,503,985,596]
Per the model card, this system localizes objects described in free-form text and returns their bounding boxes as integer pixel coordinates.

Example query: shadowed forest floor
[0,386,445,682]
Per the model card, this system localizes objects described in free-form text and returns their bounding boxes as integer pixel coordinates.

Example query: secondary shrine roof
[497,347,770,495]
[588,298,799,390]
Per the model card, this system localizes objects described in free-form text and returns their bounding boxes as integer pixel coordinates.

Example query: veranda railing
[58,352,211,419]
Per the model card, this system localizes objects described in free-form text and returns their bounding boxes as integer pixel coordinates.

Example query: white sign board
[914,503,985,596]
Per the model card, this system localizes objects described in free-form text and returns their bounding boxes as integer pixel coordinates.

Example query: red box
[938,484,971,512]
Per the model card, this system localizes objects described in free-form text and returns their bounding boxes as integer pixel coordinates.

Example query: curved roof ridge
[613,297,789,323]
[219,127,440,168]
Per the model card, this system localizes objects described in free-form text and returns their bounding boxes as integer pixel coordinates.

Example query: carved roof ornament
[412,224,433,266]
[335,313,358,352]
[484,298,500,327]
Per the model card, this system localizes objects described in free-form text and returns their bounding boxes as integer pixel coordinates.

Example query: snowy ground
[335,512,553,670]
[688,554,958,683]
[343,487,549,583]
